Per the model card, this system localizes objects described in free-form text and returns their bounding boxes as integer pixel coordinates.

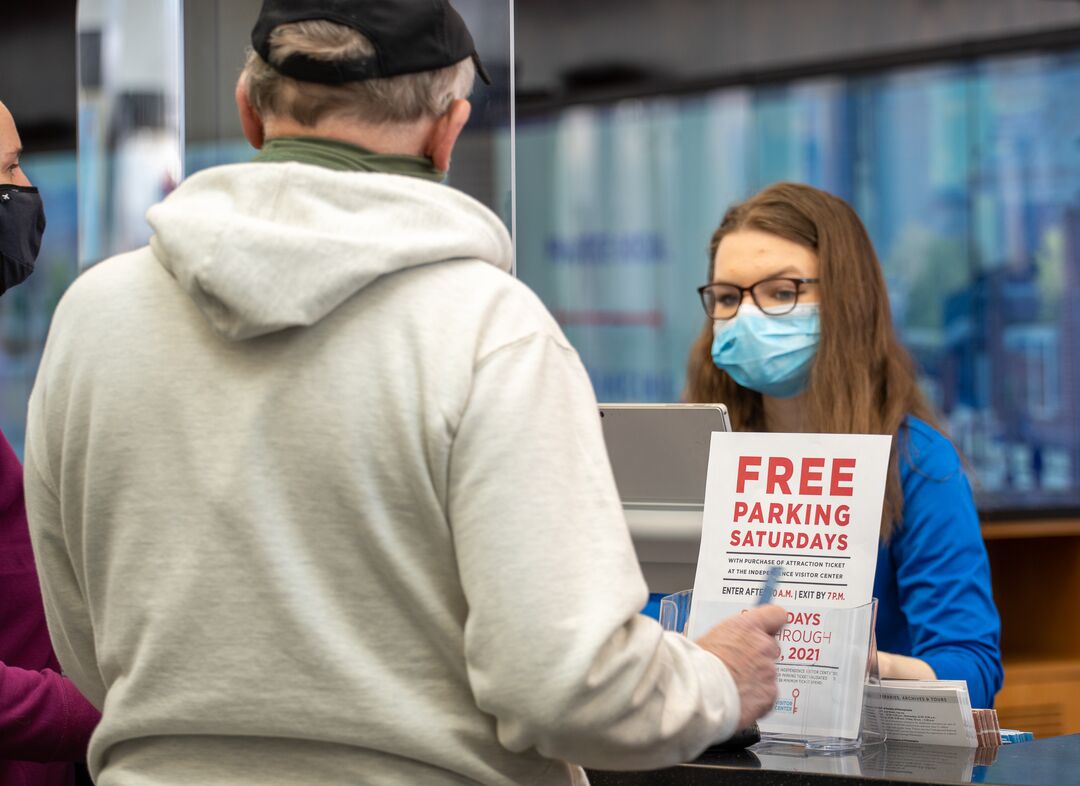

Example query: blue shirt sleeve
[887,419,1003,708]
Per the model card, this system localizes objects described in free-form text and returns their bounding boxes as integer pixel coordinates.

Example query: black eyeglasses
[697,277,820,320]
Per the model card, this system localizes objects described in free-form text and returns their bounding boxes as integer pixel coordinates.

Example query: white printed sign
[688,432,892,740]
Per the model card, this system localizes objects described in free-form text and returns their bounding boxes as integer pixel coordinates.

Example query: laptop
[599,403,732,508]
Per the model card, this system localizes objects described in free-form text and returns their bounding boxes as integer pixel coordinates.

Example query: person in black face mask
[0,99,99,786]
[0,100,46,294]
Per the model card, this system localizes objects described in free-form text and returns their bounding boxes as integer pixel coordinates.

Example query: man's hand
[695,605,787,730]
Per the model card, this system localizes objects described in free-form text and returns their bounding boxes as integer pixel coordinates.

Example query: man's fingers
[745,604,787,635]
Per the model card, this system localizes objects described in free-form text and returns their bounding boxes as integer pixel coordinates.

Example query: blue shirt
[644,417,1003,709]
[873,417,1002,709]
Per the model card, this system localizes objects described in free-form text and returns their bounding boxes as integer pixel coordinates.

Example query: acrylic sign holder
[660,590,885,752]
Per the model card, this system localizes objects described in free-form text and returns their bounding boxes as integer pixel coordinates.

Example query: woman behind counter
[684,182,1003,709]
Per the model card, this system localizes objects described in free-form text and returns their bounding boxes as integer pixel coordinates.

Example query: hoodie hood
[147,162,513,340]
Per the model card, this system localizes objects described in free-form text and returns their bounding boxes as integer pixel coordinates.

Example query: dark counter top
[586,734,1079,786]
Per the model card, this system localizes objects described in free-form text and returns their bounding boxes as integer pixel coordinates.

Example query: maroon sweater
[0,429,99,785]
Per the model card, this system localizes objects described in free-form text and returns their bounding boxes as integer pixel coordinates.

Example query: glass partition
[181,0,515,234]
[78,0,514,271]
[77,0,183,268]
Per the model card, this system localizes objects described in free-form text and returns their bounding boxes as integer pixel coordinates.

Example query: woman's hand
[877,650,937,681]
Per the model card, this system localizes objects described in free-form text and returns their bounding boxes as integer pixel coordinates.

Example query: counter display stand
[660,591,885,752]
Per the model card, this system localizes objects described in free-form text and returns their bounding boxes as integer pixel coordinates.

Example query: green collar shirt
[254,136,444,182]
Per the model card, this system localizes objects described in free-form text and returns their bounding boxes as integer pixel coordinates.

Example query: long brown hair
[685,182,941,540]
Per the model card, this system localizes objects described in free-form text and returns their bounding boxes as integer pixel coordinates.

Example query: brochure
[862,680,978,747]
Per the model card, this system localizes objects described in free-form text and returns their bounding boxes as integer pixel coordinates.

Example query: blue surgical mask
[711,303,821,399]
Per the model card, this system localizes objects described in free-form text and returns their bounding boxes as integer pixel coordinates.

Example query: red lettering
[837,534,848,551]
[799,457,825,495]
[788,612,822,626]
[782,531,795,548]
[831,458,856,496]
[748,503,764,524]
[736,456,762,493]
[766,457,794,494]
[768,503,783,525]
[733,501,748,522]
[730,530,743,547]
[739,456,856,497]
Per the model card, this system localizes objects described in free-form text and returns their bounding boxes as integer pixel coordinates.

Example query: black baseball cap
[252,0,491,86]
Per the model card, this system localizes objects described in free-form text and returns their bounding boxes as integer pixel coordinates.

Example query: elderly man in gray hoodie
[25,1,785,784]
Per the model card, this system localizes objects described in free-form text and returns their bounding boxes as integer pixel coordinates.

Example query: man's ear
[424,99,471,172]
[235,77,266,150]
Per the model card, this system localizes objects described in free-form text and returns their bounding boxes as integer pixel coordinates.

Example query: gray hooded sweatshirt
[25,162,739,786]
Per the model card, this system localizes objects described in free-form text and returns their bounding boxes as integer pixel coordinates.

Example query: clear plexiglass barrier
[77,0,184,268]
[77,0,515,268]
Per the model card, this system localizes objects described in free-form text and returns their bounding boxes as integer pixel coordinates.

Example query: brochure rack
[660,590,884,751]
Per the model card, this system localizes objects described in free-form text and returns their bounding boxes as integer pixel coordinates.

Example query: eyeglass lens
[702,279,803,319]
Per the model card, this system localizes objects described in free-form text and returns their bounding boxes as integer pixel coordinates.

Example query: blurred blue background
[515,49,1080,513]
